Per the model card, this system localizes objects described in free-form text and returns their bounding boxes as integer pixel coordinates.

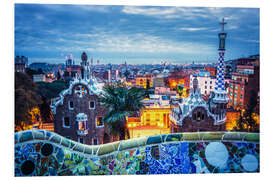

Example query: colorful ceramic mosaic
[14,130,259,176]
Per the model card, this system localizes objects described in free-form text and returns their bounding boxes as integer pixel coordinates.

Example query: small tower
[80,52,91,80]
[209,18,229,125]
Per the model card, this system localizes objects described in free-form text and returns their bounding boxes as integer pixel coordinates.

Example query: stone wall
[15,130,259,176]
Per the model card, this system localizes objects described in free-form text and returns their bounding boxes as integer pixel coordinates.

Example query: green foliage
[25,68,44,78]
[39,97,53,123]
[233,90,259,132]
[36,80,69,100]
[15,72,41,131]
[99,84,146,140]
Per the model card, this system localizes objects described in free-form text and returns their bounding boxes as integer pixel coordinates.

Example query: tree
[39,96,53,123]
[99,84,146,140]
[36,80,69,100]
[25,68,44,78]
[233,90,259,132]
[15,72,41,131]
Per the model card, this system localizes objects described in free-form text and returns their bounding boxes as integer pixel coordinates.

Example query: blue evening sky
[14,4,259,64]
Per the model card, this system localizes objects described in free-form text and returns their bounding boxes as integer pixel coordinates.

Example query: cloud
[178,27,209,32]
[122,6,224,20]
[71,31,216,55]
[15,4,259,64]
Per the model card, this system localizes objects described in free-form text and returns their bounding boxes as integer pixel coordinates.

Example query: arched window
[197,112,201,121]
[201,113,205,120]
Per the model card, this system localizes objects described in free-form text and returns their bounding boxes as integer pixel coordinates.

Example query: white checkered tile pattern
[215,50,226,92]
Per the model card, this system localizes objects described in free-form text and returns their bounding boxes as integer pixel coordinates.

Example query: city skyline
[15,4,259,64]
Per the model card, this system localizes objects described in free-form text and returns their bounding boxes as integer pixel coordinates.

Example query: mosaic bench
[15,130,259,176]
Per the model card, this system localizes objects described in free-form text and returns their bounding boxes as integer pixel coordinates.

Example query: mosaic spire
[209,18,229,125]
[214,18,227,95]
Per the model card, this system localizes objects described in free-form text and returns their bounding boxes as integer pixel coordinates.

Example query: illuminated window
[146,114,150,121]
[89,101,95,109]
[78,121,87,131]
[96,117,104,127]
[146,114,150,125]
[76,113,88,135]
[235,86,238,90]
[241,94,243,99]
[63,117,70,128]
[197,112,201,121]
[234,94,237,98]
[155,113,160,121]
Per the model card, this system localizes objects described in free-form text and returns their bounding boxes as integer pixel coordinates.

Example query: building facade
[127,101,172,138]
[51,52,111,145]
[190,73,216,96]
[135,74,153,88]
[228,65,259,109]
[15,56,28,72]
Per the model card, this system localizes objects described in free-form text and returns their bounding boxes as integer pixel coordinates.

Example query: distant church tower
[209,18,229,125]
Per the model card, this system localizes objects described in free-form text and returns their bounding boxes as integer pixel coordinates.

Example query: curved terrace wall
[15,130,259,176]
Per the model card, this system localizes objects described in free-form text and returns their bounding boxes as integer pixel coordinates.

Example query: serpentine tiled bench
[15,130,259,176]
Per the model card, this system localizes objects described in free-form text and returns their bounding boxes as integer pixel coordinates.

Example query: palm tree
[99,83,146,140]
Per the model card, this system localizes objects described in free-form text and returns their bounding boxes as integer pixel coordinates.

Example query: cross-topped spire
[220,18,227,31]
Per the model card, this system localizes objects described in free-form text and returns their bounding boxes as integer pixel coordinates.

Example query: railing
[15,130,260,176]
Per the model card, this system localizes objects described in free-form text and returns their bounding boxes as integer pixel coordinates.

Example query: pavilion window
[63,117,70,128]
[197,112,201,121]
[93,138,98,145]
[76,113,88,135]
[89,101,95,109]
[68,101,74,110]
[96,117,104,127]
[201,113,205,120]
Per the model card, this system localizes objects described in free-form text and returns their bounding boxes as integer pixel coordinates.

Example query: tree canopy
[99,83,146,140]
[15,72,41,131]
[36,80,69,100]
[233,90,259,132]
